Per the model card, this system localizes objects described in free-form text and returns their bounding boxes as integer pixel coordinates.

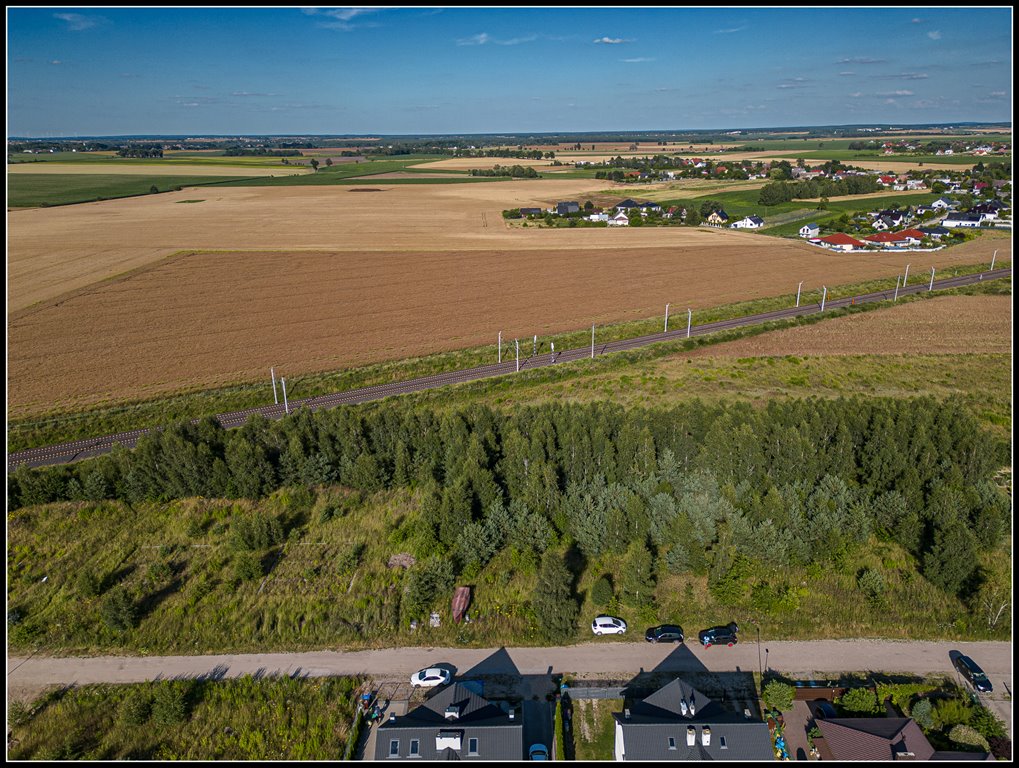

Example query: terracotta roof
[820,233,867,247]
[864,231,909,243]
[897,229,925,240]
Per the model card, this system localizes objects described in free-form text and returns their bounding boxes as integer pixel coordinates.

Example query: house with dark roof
[373,683,523,761]
[815,718,993,762]
[731,215,765,229]
[931,196,958,210]
[918,226,951,239]
[612,678,773,761]
[615,198,641,210]
[555,201,580,215]
[519,208,542,217]
[706,209,729,226]
[943,213,984,228]
[799,223,821,238]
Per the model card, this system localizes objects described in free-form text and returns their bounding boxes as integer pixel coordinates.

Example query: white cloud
[496,35,537,46]
[837,57,886,65]
[928,30,941,40]
[713,24,747,34]
[53,12,102,31]
[304,7,380,31]
[848,92,863,98]
[877,90,914,96]
[622,57,655,63]
[594,36,630,44]
[839,71,855,76]
[457,32,491,46]
[989,91,1007,98]
[49,60,63,65]
[911,17,923,23]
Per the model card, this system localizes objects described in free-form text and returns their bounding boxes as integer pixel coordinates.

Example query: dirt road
[8,639,1012,734]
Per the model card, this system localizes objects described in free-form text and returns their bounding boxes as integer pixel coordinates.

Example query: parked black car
[645,624,685,644]
[698,622,739,647]
[953,654,993,693]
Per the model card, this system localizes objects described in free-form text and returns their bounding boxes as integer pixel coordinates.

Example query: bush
[839,687,879,714]
[119,689,152,726]
[857,567,886,601]
[554,699,565,761]
[948,724,990,751]
[911,697,938,730]
[100,587,137,631]
[934,697,972,727]
[151,682,189,726]
[762,680,795,711]
[591,576,613,606]
[234,552,263,582]
[76,569,103,598]
[969,704,1007,740]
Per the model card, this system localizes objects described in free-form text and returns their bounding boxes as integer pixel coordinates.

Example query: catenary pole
[990,249,997,271]
[687,308,692,338]
[665,303,670,333]
[821,286,827,312]
[271,367,278,404]
[894,275,901,302]
[903,263,910,287]
[281,377,289,415]
[515,339,519,372]
[498,331,502,364]
[591,324,595,358]
[929,267,935,291]
[796,281,803,308]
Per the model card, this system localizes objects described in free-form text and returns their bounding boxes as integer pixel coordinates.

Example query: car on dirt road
[410,667,452,688]
[953,654,993,693]
[698,622,739,647]
[591,615,627,635]
[645,624,685,644]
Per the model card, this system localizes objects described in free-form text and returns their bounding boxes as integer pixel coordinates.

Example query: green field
[7,173,250,207]
[7,676,360,760]
[7,260,1010,453]
[8,151,297,168]
[766,150,1012,166]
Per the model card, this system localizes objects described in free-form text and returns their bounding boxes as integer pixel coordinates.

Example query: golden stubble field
[7,226,1008,417]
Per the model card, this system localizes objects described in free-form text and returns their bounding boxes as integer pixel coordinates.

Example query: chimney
[680,698,688,716]
[689,694,696,717]
[389,712,396,722]
[509,709,515,721]
[444,705,461,721]
[687,726,696,747]
[701,726,711,747]
[624,708,631,720]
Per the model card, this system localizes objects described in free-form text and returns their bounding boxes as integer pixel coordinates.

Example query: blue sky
[7,6,1013,136]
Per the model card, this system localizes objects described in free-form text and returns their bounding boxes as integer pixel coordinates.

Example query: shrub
[762,680,795,711]
[119,689,152,726]
[234,552,263,582]
[911,697,938,730]
[934,697,972,727]
[839,687,879,714]
[230,512,283,552]
[554,699,565,761]
[591,576,613,606]
[857,567,886,601]
[151,682,189,726]
[9,700,31,727]
[948,724,990,751]
[100,587,137,631]
[76,569,103,598]
[968,704,1007,740]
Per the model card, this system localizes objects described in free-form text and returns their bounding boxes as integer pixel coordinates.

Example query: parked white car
[410,667,452,688]
[591,615,627,636]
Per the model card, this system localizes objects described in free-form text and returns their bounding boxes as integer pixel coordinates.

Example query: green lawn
[7,174,251,207]
[572,698,622,761]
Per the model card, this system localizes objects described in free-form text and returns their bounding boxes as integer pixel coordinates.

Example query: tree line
[469,165,539,178]
[8,398,1008,626]
[757,175,882,206]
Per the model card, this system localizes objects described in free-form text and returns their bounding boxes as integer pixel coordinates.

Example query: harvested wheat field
[678,294,1012,359]
[7,234,1008,417]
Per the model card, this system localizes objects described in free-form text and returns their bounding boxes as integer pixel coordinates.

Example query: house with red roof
[878,175,897,186]
[817,233,868,251]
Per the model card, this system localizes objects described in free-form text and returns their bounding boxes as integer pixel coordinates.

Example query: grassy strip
[6,174,253,208]
[572,698,621,761]
[8,260,1009,452]
[554,698,566,760]
[7,676,360,760]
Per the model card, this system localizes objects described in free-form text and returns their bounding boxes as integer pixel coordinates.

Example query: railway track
[8,268,1010,470]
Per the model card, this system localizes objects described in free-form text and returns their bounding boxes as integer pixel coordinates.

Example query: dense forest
[9,398,1009,644]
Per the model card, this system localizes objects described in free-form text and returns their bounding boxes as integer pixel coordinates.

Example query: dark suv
[953,654,993,693]
[698,622,739,647]
[645,624,685,644]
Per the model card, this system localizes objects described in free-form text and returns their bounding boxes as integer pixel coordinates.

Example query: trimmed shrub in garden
[839,687,879,714]
[948,724,990,751]
[762,680,795,711]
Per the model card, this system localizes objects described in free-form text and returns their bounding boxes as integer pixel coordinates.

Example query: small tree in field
[310,158,319,171]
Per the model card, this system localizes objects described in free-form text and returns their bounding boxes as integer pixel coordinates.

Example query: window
[668,737,677,750]
[720,736,728,750]
[409,740,420,758]
[468,737,479,756]
[389,739,400,758]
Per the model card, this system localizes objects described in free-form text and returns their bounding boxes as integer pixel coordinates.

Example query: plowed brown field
[7,234,1007,417]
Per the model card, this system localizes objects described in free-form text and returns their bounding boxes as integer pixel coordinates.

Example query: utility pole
[894,275,901,302]
[990,249,997,271]
[796,281,803,308]
[687,308,692,338]
[903,263,910,287]
[515,339,519,372]
[665,303,670,333]
[929,266,935,291]
[281,377,289,414]
[498,331,502,364]
[533,334,537,357]
[591,324,595,358]
[270,367,278,404]
[820,285,827,312]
